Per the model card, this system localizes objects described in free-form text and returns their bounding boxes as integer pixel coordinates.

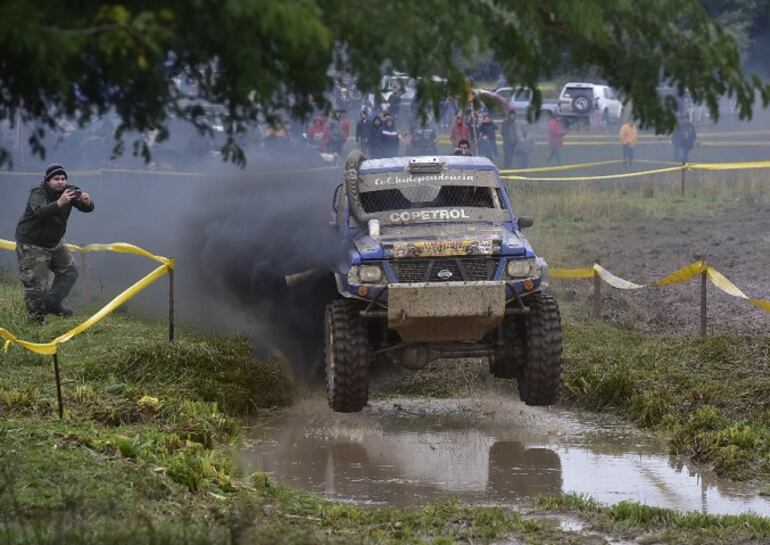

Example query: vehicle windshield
[564,86,591,96]
[514,88,532,101]
[357,169,511,225]
[361,185,498,212]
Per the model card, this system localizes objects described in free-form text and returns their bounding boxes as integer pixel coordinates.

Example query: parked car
[494,86,557,118]
[379,74,447,119]
[380,73,418,116]
[556,83,623,126]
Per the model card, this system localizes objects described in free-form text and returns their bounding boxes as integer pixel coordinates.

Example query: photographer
[14,164,94,323]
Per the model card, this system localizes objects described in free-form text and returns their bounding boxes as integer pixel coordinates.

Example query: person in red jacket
[450,114,471,150]
[307,116,329,152]
[546,113,566,164]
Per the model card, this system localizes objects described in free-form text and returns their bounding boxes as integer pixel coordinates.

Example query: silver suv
[557,83,623,126]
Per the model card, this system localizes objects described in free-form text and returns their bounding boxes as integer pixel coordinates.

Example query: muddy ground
[534,205,770,336]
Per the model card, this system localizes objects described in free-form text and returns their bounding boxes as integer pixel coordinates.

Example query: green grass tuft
[563,322,770,481]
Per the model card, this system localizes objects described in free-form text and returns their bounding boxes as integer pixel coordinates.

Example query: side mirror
[517,216,534,229]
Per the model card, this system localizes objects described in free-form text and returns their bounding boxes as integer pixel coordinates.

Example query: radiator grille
[391,259,497,282]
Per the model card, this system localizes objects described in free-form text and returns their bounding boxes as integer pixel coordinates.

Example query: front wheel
[490,315,525,379]
[518,293,563,406]
[325,299,369,412]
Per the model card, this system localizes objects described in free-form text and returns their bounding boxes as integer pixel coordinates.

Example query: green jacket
[15,182,95,248]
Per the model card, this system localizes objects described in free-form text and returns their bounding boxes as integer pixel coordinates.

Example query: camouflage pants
[15,242,78,319]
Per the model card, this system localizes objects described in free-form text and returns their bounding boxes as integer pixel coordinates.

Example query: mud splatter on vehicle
[316,152,562,412]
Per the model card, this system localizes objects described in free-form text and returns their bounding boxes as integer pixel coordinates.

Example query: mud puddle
[237,395,770,515]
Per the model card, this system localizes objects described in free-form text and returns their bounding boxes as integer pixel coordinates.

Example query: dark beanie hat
[44,164,67,182]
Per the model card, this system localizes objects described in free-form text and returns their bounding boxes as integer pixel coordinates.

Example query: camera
[69,187,82,201]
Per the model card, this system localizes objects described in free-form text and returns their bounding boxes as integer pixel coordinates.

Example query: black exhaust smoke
[183,165,344,379]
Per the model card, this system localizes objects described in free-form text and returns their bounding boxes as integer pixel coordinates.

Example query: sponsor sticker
[388,208,471,223]
[373,173,475,186]
[389,239,498,258]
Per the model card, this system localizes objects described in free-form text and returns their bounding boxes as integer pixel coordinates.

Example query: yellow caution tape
[501,158,677,175]
[1,239,172,268]
[550,267,595,279]
[1,263,171,355]
[593,264,644,290]
[705,266,745,298]
[650,261,706,287]
[550,264,643,288]
[503,164,684,182]
[550,259,770,314]
[705,267,770,312]
[500,159,624,174]
[65,242,173,268]
[3,160,770,183]
[688,160,770,171]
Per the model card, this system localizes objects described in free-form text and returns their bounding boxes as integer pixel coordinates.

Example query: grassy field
[4,263,770,545]
[508,169,770,221]
[3,269,770,544]
[2,165,770,543]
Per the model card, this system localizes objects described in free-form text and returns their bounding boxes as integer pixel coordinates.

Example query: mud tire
[325,299,369,412]
[490,316,525,379]
[518,293,562,406]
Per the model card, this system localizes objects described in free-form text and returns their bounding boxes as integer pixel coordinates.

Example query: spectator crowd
[281,95,699,169]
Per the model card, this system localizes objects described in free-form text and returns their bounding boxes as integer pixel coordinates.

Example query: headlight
[506,258,539,278]
[350,265,385,284]
[359,265,383,283]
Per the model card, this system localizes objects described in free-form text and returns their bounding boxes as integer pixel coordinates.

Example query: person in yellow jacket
[619,119,638,166]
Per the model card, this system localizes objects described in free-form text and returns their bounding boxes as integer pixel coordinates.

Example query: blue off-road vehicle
[325,151,562,412]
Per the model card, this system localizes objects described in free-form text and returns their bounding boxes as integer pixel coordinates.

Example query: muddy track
[539,205,770,335]
[238,387,770,515]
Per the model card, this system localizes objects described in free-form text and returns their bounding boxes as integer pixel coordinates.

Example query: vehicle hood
[353,223,528,259]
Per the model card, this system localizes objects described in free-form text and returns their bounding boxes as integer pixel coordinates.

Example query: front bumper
[387,281,505,342]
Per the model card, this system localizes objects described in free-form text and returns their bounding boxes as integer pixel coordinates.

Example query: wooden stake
[53,352,64,419]
[593,260,602,320]
[168,268,175,342]
[700,267,708,337]
[680,162,686,196]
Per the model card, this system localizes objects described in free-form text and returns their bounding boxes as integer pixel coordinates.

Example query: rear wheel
[325,299,369,412]
[518,293,562,406]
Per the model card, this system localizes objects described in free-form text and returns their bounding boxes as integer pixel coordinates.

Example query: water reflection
[488,442,562,498]
[237,399,770,515]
